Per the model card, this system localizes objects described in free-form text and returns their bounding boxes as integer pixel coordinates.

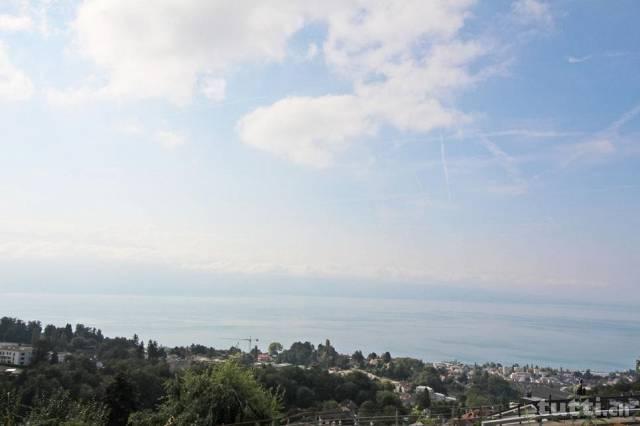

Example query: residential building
[0,343,34,366]
[257,353,272,363]
[48,351,71,363]
[510,372,532,383]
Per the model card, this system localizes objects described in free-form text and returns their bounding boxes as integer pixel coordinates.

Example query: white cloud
[238,1,488,167]
[200,77,226,102]
[155,130,187,149]
[0,43,34,101]
[321,0,474,77]
[512,0,553,27]
[567,55,592,64]
[238,95,374,167]
[0,14,33,32]
[56,0,317,105]
[50,1,504,167]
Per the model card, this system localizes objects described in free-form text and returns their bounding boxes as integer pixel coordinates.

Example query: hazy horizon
[1,0,640,349]
[3,291,639,372]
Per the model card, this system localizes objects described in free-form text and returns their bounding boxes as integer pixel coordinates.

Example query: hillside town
[1,316,640,426]
[5,337,637,408]
[163,349,640,403]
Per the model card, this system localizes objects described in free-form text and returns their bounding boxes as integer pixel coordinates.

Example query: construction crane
[221,336,259,353]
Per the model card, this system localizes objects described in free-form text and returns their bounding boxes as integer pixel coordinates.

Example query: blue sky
[1,0,639,301]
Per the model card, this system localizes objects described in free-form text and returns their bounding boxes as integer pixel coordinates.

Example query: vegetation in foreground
[1,316,636,425]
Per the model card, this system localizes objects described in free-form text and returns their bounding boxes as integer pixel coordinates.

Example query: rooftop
[0,342,33,351]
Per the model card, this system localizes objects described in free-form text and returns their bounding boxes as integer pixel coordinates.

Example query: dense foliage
[463,371,520,407]
[0,316,532,425]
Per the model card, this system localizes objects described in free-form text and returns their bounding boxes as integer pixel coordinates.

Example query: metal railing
[222,395,640,426]
[482,394,640,426]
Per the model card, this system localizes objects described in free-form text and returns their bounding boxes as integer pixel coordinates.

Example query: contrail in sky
[440,135,451,201]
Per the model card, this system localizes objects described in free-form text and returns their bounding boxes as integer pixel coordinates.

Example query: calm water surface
[1,292,638,371]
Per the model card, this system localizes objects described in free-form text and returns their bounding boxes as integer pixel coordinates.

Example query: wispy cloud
[155,130,187,149]
[479,136,528,195]
[547,102,639,171]
[200,77,226,102]
[480,129,584,139]
[487,183,528,196]
[558,139,615,168]
[116,121,187,149]
[0,14,32,32]
[0,42,34,101]
[512,0,554,28]
[567,55,592,64]
[608,102,640,133]
[566,51,636,64]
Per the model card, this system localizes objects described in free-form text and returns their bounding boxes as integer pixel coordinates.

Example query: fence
[224,394,640,426]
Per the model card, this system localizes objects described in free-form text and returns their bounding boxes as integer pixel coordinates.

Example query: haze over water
[1,0,640,379]
[3,292,638,372]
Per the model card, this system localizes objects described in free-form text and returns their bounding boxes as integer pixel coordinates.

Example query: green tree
[415,389,431,410]
[26,390,109,426]
[317,339,338,368]
[352,350,365,367]
[136,341,145,359]
[158,361,281,425]
[268,342,283,356]
[250,345,260,360]
[0,390,22,425]
[376,390,401,409]
[278,342,316,365]
[104,373,137,426]
[295,386,316,408]
[146,340,165,362]
[64,324,73,342]
[359,400,377,417]
[413,367,446,394]
[465,371,519,406]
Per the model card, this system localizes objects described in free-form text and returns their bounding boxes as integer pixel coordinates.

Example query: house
[395,381,412,394]
[48,351,72,363]
[415,385,429,394]
[0,343,34,366]
[257,353,272,363]
[510,372,531,383]
[416,385,456,402]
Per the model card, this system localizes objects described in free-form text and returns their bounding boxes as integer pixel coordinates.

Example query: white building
[48,351,71,363]
[0,343,34,366]
[510,372,531,383]
[415,385,456,402]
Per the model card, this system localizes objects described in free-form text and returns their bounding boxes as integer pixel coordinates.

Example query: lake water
[1,292,638,372]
